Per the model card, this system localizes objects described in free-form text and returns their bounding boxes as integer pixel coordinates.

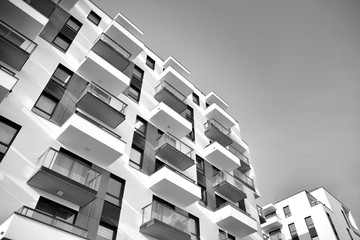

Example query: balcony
[218,232,236,240]
[269,232,285,240]
[204,103,236,130]
[158,67,193,101]
[213,171,247,203]
[154,80,187,114]
[257,206,266,224]
[140,200,191,240]
[77,34,131,96]
[205,92,229,110]
[204,119,232,147]
[149,102,192,139]
[262,204,277,216]
[57,112,126,167]
[0,206,87,240]
[0,0,48,40]
[203,141,240,172]
[214,203,258,238]
[0,64,18,103]
[0,20,37,70]
[105,15,144,61]
[163,56,190,79]
[23,0,58,18]
[261,212,283,233]
[233,170,255,190]
[228,146,250,172]
[76,82,127,128]
[155,133,194,171]
[149,165,201,207]
[28,148,101,206]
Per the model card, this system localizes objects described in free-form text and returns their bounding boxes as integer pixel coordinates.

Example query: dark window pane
[53,33,71,52]
[66,17,81,32]
[87,10,101,26]
[146,56,155,70]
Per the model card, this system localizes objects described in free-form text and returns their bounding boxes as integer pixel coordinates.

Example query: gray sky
[94,0,360,224]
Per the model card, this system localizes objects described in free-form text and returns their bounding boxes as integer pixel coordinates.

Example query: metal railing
[87,82,127,115]
[142,201,190,234]
[37,147,102,191]
[227,145,249,165]
[156,132,194,159]
[233,170,254,188]
[154,164,195,184]
[155,80,187,102]
[204,118,230,136]
[213,170,245,193]
[17,206,87,238]
[0,20,37,54]
[269,232,285,240]
[98,33,131,59]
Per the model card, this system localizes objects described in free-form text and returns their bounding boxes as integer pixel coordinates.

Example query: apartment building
[0,0,264,239]
[259,187,360,240]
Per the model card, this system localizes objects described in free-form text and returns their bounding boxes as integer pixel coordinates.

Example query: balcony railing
[269,232,285,240]
[156,133,194,159]
[0,20,37,54]
[216,202,252,218]
[213,170,245,192]
[16,206,87,238]
[155,80,187,102]
[142,201,190,234]
[218,232,234,240]
[37,148,102,191]
[227,145,249,165]
[98,33,131,59]
[204,118,230,136]
[154,164,195,184]
[87,82,128,115]
[233,170,254,188]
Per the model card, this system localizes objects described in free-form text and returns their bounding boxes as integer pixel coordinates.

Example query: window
[52,16,82,52]
[199,185,207,205]
[192,92,199,106]
[51,64,73,86]
[35,197,76,224]
[283,205,291,217]
[183,105,195,141]
[347,228,354,240]
[106,174,125,206]
[188,214,200,240]
[129,146,143,170]
[288,223,299,240]
[134,116,147,137]
[128,65,144,102]
[97,223,116,240]
[196,155,205,174]
[0,116,21,162]
[87,10,101,26]
[305,216,318,239]
[146,55,155,70]
[327,213,340,240]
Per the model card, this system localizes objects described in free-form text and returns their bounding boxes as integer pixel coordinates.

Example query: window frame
[288,223,299,240]
[129,145,143,170]
[0,115,21,162]
[134,116,147,137]
[146,55,155,70]
[192,92,200,106]
[283,205,292,217]
[87,10,101,26]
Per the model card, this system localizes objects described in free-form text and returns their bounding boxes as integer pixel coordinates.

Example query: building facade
[0,0,263,239]
[259,187,360,240]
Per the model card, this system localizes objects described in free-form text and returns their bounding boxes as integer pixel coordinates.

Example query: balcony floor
[140,219,191,240]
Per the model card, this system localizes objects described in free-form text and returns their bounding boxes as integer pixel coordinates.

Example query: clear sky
[94,0,360,224]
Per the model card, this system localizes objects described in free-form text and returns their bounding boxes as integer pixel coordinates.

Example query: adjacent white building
[0,0,263,239]
[260,187,360,240]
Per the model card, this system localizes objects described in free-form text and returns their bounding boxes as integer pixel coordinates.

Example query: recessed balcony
[228,146,250,172]
[149,102,192,139]
[204,119,233,147]
[154,80,188,114]
[0,0,48,40]
[213,171,247,203]
[262,203,277,216]
[214,203,258,238]
[0,64,18,103]
[233,169,255,190]
[205,92,229,111]
[155,133,194,171]
[76,82,127,129]
[0,206,87,240]
[77,34,131,96]
[149,164,201,207]
[269,232,285,240]
[105,17,144,61]
[57,112,126,167]
[158,67,193,100]
[0,20,37,71]
[163,56,190,79]
[261,212,283,233]
[140,200,191,240]
[204,103,236,130]
[28,148,101,206]
[204,142,240,172]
